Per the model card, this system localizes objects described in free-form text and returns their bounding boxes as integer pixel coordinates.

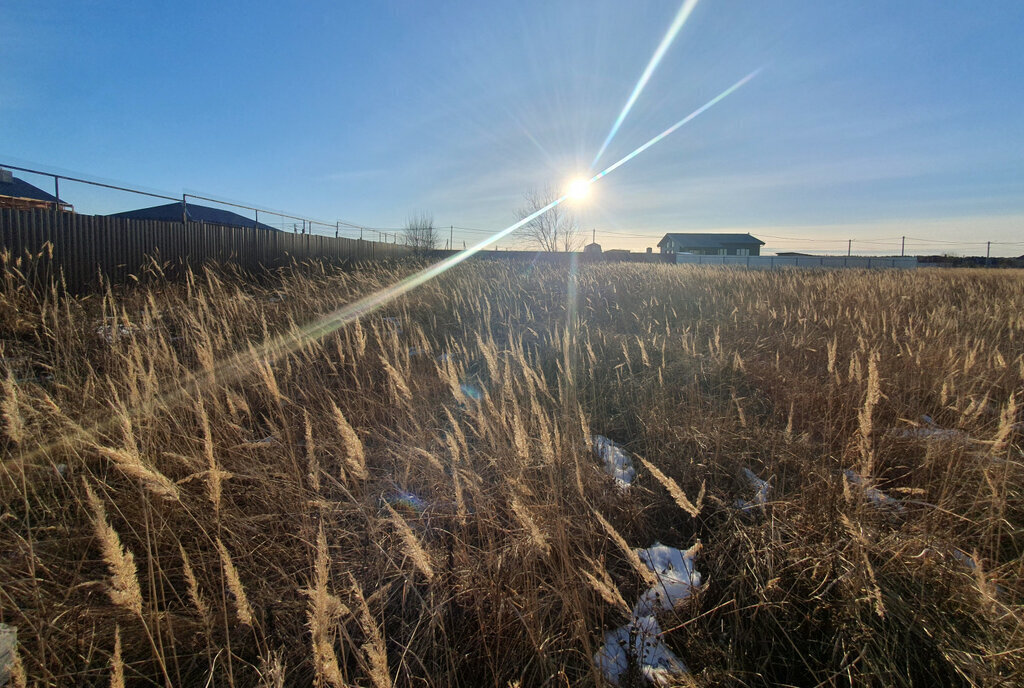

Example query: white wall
[674,254,918,269]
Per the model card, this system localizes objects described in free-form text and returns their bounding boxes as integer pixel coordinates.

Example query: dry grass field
[1,257,1022,687]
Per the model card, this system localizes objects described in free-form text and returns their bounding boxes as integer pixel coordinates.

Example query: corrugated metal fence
[0,208,413,290]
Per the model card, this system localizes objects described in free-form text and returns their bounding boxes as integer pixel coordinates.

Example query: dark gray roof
[658,233,765,248]
[0,176,59,203]
[109,202,276,230]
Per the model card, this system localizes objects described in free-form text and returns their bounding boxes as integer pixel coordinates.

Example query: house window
[718,248,728,256]
[736,248,749,256]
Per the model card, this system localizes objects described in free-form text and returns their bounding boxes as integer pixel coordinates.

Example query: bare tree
[402,212,438,252]
[516,185,584,252]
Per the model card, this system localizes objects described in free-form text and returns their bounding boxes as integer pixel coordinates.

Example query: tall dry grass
[0,255,1021,686]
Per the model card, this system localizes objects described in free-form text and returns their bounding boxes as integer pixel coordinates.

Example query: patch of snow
[595,625,630,686]
[844,470,905,512]
[595,542,701,685]
[0,623,16,686]
[735,467,771,513]
[590,435,636,487]
[887,415,967,441]
[951,548,977,572]
[595,616,688,687]
[632,615,689,685]
[96,323,142,344]
[633,542,702,617]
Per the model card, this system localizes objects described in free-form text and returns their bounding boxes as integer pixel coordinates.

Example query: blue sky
[2,1,1022,254]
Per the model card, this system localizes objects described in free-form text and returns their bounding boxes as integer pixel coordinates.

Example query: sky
[2,1,1023,255]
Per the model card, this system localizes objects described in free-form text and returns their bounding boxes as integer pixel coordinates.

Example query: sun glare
[566,177,590,201]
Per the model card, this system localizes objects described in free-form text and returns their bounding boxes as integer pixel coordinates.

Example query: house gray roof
[657,233,765,248]
[0,176,59,203]
[109,202,276,230]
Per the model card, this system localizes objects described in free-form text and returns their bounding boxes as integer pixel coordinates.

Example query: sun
[566,177,590,201]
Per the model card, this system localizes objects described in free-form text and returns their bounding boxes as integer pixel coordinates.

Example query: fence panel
[0,209,414,291]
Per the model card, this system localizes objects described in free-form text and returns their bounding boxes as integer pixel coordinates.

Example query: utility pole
[847,239,852,257]
[592,228,596,244]
[450,225,454,251]
[987,241,991,264]
[901,236,905,257]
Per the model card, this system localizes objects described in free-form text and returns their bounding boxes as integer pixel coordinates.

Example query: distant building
[0,170,72,211]
[583,241,602,255]
[109,201,276,230]
[658,233,764,256]
[776,251,813,257]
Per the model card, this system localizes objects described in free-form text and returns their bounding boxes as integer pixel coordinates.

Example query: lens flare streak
[590,0,701,169]
[590,69,760,183]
